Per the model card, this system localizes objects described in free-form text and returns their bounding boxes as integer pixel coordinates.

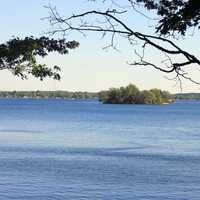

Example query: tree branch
[46,4,200,86]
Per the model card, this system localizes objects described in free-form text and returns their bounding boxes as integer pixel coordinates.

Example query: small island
[99,84,174,104]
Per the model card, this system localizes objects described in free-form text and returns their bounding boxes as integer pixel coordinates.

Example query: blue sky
[0,0,199,92]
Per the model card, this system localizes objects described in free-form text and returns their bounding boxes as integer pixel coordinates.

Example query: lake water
[0,99,199,200]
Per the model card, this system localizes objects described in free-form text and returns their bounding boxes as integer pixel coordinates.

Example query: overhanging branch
[46,5,200,86]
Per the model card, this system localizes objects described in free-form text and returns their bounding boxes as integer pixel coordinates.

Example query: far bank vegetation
[99,84,173,104]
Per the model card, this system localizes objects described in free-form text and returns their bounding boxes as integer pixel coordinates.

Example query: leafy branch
[0,36,79,80]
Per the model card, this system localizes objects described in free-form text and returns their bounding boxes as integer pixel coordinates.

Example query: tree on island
[0,36,79,80]
[99,84,173,104]
[136,90,157,104]
[46,0,200,87]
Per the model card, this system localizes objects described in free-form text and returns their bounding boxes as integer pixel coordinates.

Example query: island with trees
[99,84,174,104]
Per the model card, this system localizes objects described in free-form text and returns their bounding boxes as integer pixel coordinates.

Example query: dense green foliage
[0,91,97,99]
[0,37,79,80]
[98,84,173,104]
[134,0,200,35]
[175,93,200,100]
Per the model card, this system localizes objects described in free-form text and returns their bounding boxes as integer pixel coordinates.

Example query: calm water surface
[0,99,199,200]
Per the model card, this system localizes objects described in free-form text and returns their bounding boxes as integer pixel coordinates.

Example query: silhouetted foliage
[99,84,173,104]
[134,0,200,36]
[0,36,79,80]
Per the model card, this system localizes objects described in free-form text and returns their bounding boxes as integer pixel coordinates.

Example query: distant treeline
[99,84,174,104]
[0,91,98,99]
[0,89,199,102]
[175,93,200,100]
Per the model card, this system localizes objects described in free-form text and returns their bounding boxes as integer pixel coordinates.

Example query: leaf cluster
[0,36,79,80]
[135,0,200,35]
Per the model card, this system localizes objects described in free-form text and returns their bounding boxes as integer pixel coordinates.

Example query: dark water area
[0,99,199,200]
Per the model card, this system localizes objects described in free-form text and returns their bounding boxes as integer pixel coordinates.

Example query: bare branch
[46,4,200,86]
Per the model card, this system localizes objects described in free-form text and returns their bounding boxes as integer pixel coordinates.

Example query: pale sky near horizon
[0,0,200,93]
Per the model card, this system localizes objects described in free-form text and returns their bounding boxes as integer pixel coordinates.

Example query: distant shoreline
[0,91,199,101]
[0,91,98,99]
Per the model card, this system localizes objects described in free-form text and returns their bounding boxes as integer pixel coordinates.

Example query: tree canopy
[129,0,200,36]
[47,0,200,87]
[0,36,79,80]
